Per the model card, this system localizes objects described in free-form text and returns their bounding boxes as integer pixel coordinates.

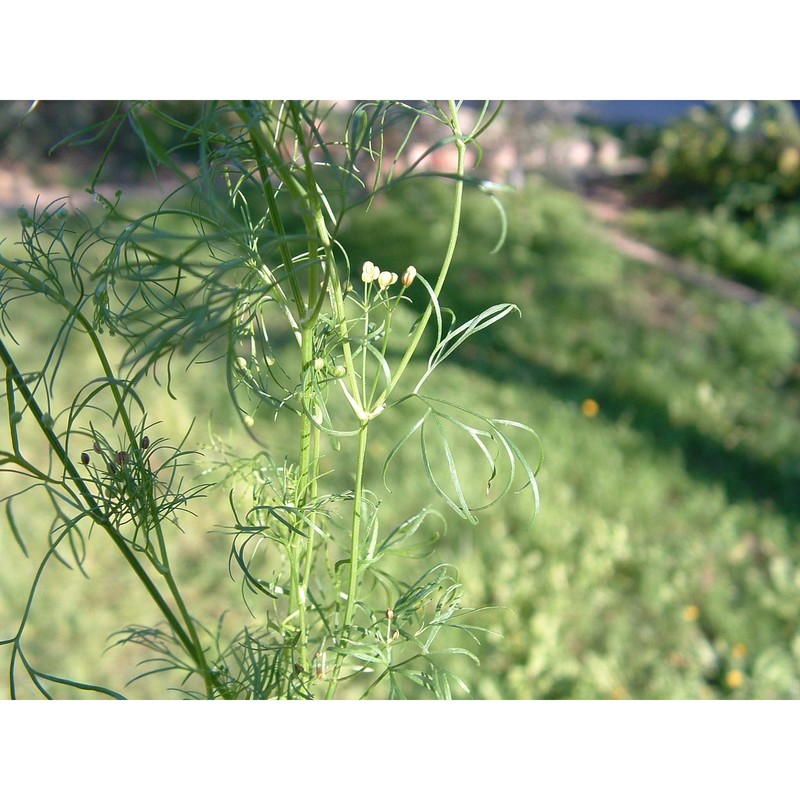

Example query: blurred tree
[645,100,800,226]
[0,100,203,182]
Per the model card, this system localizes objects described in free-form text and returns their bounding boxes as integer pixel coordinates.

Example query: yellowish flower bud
[378,270,398,289]
[361,261,380,283]
[402,265,417,287]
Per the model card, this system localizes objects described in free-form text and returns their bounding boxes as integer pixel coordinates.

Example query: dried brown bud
[81,452,90,466]
[140,435,150,450]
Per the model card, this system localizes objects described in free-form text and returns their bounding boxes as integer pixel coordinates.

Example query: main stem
[325,419,370,698]
[378,103,467,405]
[292,321,318,672]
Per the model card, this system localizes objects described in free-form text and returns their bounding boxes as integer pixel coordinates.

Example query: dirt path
[5,163,800,331]
[582,185,800,330]
[0,164,182,215]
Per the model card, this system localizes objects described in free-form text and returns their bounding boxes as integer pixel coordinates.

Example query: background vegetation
[2,100,799,699]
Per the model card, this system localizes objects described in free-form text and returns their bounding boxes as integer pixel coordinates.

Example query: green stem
[238,102,307,319]
[0,294,218,698]
[292,321,318,671]
[77,311,218,697]
[325,419,370,698]
[376,102,467,405]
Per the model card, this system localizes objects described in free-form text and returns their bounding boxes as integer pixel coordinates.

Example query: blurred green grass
[2,173,800,699]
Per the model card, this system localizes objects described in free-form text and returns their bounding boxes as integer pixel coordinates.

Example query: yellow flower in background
[581,398,600,418]
[778,146,800,176]
[725,669,745,689]
[683,605,700,622]
[731,642,748,660]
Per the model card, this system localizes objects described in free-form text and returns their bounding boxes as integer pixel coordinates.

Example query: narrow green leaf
[6,499,28,557]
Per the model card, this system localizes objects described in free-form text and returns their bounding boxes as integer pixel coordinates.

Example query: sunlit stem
[325,419,370,698]
[376,101,467,406]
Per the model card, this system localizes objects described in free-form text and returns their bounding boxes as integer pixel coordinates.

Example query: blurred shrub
[0,100,203,181]
[625,206,800,304]
[645,101,800,227]
[339,173,800,699]
[712,299,798,385]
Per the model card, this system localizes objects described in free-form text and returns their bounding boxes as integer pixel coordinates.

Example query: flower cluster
[361,261,417,290]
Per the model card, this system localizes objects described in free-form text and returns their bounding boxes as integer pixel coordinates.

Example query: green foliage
[338,172,800,699]
[645,101,800,220]
[712,299,798,384]
[4,100,800,700]
[620,102,800,306]
[0,100,540,699]
[624,206,800,304]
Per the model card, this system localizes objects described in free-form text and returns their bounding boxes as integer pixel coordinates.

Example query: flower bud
[115,451,127,466]
[81,452,90,466]
[243,414,255,427]
[378,271,398,290]
[329,364,347,379]
[314,357,325,372]
[361,261,380,283]
[234,356,248,372]
[140,435,150,450]
[402,265,417,287]
[386,608,394,620]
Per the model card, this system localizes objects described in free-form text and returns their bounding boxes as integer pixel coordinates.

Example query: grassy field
[2,170,800,699]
